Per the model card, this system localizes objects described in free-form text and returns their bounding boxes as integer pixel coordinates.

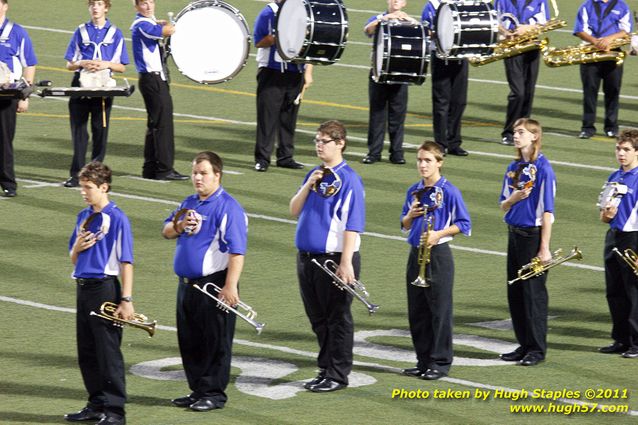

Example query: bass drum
[169,0,250,84]
[275,0,348,65]
[435,1,498,59]
[373,20,429,85]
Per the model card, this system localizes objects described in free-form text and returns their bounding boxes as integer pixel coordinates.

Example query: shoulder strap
[0,20,14,42]
[103,25,118,45]
[130,17,156,30]
[268,2,279,13]
[78,23,91,46]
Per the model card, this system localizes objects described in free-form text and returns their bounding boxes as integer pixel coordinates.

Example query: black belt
[508,225,540,235]
[298,251,339,259]
[180,270,226,286]
[76,276,115,286]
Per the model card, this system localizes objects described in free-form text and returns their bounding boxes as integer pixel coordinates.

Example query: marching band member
[163,151,248,411]
[0,0,37,197]
[599,128,638,358]
[253,0,313,172]
[63,0,129,188]
[573,0,633,139]
[65,162,134,425]
[498,118,556,366]
[131,0,188,181]
[290,120,365,392]
[362,0,416,165]
[421,0,469,157]
[401,141,471,380]
[495,0,549,146]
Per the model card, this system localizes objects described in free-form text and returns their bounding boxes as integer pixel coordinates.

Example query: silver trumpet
[192,282,265,334]
[613,247,638,276]
[311,258,380,315]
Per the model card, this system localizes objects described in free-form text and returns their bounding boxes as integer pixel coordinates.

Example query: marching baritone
[362,0,416,165]
[163,151,248,411]
[498,118,556,367]
[494,0,549,146]
[573,0,633,139]
[290,120,365,392]
[599,128,638,358]
[401,141,471,381]
[65,162,134,425]
[0,0,37,198]
[63,0,129,188]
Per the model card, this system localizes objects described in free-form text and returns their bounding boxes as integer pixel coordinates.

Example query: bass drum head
[435,3,454,56]
[276,0,309,61]
[170,2,250,84]
[373,24,386,80]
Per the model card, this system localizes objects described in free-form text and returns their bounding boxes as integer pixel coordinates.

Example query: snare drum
[275,0,348,65]
[168,0,250,84]
[435,1,498,59]
[373,20,429,85]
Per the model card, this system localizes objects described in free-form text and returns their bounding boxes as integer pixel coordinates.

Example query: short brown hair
[513,118,543,162]
[617,128,638,150]
[78,161,112,192]
[417,141,444,162]
[89,0,111,8]
[193,151,223,180]
[317,120,347,152]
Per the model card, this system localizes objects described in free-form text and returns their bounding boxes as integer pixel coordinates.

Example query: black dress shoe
[501,135,514,146]
[63,177,79,188]
[605,130,618,138]
[499,349,525,362]
[308,378,347,392]
[421,369,446,380]
[303,369,327,389]
[254,161,268,172]
[448,147,469,156]
[96,415,125,425]
[171,395,198,407]
[277,160,304,169]
[64,407,104,422]
[519,353,544,366]
[362,155,379,164]
[160,171,189,181]
[622,347,638,358]
[3,188,16,197]
[598,341,628,354]
[189,399,222,411]
[390,157,406,165]
[578,130,594,139]
[402,367,424,377]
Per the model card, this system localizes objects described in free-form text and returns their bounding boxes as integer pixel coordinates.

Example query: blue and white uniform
[165,186,247,407]
[499,152,556,361]
[401,176,471,376]
[69,200,133,419]
[573,0,633,136]
[0,17,37,195]
[63,19,129,184]
[295,160,365,386]
[495,0,549,30]
[602,164,638,351]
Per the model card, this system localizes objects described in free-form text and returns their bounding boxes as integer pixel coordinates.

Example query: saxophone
[543,34,633,67]
[469,19,566,67]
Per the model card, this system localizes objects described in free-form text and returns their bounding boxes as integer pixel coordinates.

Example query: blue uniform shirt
[573,0,633,37]
[0,18,37,80]
[401,177,472,248]
[165,187,248,279]
[364,13,387,38]
[500,153,556,227]
[253,2,304,73]
[65,19,129,69]
[295,161,366,253]
[130,13,165,76]
[69,202,134,279]
[606,166,638,232]
[495,0,549,29]
[421,0,440,30]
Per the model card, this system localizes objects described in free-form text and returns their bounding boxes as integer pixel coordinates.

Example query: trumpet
[90,301,157,337]
[411,216,434,288]
[508,246,583,285]
[612,247,638,276]
[192,282,265,334]
[311,258,380,315]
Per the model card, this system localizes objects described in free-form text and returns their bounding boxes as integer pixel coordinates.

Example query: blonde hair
[513,118,542,162]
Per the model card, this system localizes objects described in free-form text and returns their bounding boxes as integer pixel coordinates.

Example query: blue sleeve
[137,20,163,40]
[543,0,550,21]
[253,7,274,45]
[117,214,134,264]
[451,187,472,236]
[540,165,556,213]
[222,202,248,255]
[364,15,377,37]
[18,27,37,66]
[64,29,81,62]
[422,3,435,29]
[117,31,130,65]
[573,3,587,34]
[344,175,366,233]
[400,187,413,229]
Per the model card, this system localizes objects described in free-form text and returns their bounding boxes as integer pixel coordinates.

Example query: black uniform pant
[177,271,236,407]
[138,72,175,178]
[0,98,17,192]
[580,61,623,134]
[75,277,126,417]
[506,225,548,357]
[255,67,303,165]
[297,252,359,385]
[366,76,408,161]
[431,55,468,150]
[68,96,113,178]
[503,50,540,138]
[603,229,638,348]
[406,243,454,374]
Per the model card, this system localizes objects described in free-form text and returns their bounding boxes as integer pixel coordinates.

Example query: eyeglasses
[312,137,337,145]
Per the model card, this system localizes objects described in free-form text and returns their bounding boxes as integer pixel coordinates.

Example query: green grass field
[1,0,638,424]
